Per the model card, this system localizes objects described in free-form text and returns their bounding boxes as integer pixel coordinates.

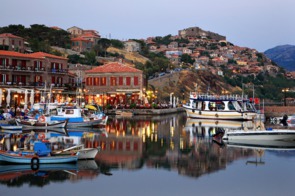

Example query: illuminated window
[110,77,117,86]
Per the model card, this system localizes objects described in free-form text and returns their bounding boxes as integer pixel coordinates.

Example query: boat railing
[190,92,247,101]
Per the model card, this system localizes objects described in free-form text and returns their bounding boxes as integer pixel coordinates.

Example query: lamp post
[282,88,289,106]
[14,94,18,117]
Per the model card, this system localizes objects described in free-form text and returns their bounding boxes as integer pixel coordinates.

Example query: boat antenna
[207,84,210,95]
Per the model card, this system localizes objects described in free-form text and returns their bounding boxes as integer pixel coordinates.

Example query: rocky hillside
[264,45,295,71]
[149,70,241,102]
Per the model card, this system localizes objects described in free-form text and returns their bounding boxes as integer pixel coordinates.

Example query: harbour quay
[264,106,295,118]
[105,107,185,116]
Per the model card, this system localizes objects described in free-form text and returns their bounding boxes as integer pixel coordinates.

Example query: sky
[1,0,295,52]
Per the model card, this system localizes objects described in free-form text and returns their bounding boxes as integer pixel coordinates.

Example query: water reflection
[0,160,106,187]
[1,114,295,187]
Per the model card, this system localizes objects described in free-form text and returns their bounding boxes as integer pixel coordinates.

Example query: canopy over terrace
[0,88,34,109]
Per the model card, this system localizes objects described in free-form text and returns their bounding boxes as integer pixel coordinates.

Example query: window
[119,77,123,85]
[126,77,131,85]
[110,77,117,86]
[134,76,138,85]
[101,77,106,86]
[94,77,99,85]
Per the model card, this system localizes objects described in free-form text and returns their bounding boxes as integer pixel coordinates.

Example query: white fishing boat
[224,140,295,150]
[15,118,68,129]
[222,128,295,141]
[54,144,100,160]
[183,92,258,121]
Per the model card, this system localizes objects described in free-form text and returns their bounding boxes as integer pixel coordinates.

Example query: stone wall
[264,106,295,118]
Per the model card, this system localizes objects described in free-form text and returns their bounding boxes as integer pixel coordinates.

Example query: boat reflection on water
[0,160,111,186]
[2,114,295,187]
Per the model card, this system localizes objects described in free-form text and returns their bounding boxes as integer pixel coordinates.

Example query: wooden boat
[54,144,100,160]
[50,107,108,128]
[116,110,134,117]
[15,118,68,129]
[0,141,78,164]
[0,125,22,130]
[183,92,258,121]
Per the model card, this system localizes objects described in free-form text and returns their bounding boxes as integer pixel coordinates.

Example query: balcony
[49,68,68,74]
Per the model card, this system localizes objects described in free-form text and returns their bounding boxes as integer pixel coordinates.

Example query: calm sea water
[1,113,295,196]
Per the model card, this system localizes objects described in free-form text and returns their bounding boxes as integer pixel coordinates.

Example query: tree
[181,54,195,64]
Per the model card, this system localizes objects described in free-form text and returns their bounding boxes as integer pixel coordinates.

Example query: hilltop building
[0,33,25,53]
[67,26,101,53]
[178,27,226,41]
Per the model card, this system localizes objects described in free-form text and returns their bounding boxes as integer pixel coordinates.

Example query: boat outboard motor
[280,114,288,126]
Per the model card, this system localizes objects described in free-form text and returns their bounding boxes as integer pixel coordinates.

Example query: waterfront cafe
[0,87,66,109]
[84,62,145,108]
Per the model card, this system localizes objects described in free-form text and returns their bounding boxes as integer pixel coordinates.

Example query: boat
[184,118,255,141]
[15,118,68,129]
[0,125,22,131]
[182,92,258,121]
[0,141,79,164]
[53,144,100,160]
[222,128,295,141]
[115,110,134,117]
[50,106,108,128]
[32,102,60,111]
[224,140,295,150]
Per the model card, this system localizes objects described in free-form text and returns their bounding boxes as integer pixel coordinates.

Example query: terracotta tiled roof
[0,33,23,39]
[71,37,93,42]
[86,62,142,73]
[0,50,41,59]
[81,33,100,38]
[27,52,68,60]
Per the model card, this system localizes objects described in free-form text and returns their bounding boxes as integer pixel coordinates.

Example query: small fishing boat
[50,107,107,128]
[53,144,100,160]
[0,141,78,164]
[15,118,68,129]
[0,125,22,131]
[222,128,295,141]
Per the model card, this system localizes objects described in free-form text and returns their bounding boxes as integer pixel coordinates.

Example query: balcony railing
[0,65,68,74]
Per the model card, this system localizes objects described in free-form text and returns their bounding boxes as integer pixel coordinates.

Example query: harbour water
[1,113,295,196]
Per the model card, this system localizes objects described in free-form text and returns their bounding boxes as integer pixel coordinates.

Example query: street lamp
[282,88,289,106]
[14,94,18,117]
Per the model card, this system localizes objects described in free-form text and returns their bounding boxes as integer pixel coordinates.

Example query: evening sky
[1,0,294,52]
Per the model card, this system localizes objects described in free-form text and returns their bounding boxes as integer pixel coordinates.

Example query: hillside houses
[144,26,280,77]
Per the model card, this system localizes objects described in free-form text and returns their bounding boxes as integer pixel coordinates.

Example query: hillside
[107,47,149,65]
[264,45,295,71]
[148,70,241,102]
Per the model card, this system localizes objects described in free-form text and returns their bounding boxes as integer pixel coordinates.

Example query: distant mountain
[264,45,295,71]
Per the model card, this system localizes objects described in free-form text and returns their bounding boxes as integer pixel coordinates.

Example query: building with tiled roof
[84,62,145,107]
[0,33,25,53]
[0,50,76,105]
[71,37,94,53]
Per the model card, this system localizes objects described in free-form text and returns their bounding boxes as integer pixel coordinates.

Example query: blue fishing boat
[50,107,108,128]
[0,141,78,164]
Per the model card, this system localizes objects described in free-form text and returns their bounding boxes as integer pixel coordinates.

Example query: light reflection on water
[1,113,295,196]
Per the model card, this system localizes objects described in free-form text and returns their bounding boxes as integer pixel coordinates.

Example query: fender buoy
[38,133,46,140]
[31,157,39,165]
[199,111,202,115]
[215,121,219,125]
[215,113,219,118]
[38,115,46,123]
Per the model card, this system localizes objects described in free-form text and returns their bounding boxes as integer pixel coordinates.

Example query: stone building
[85,62,145,106]
[178,27,226,41]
